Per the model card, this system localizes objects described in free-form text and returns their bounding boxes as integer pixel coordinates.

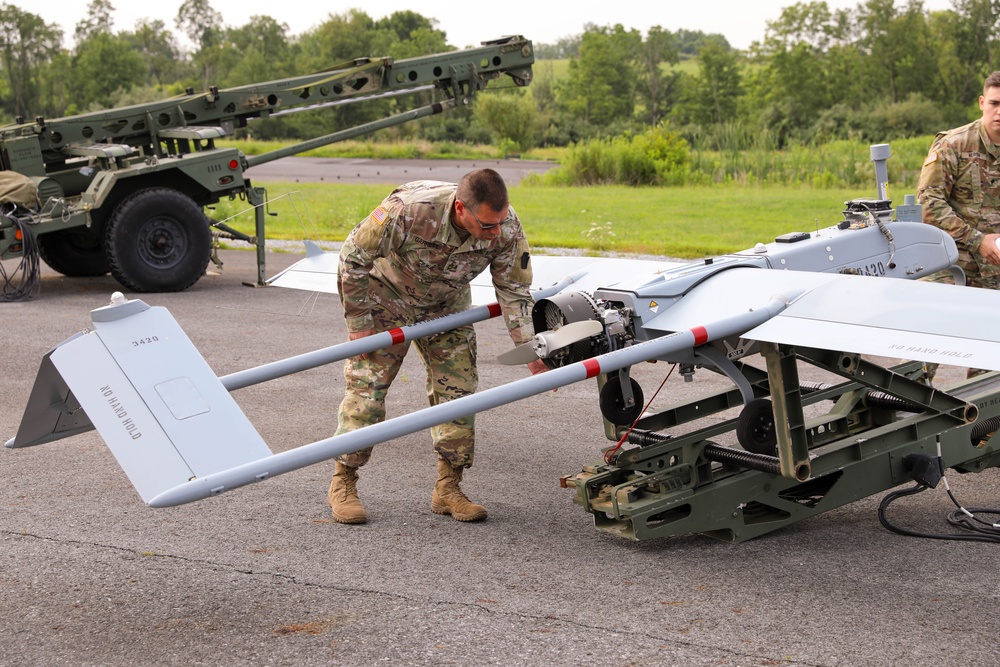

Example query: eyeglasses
[460,200,513,230]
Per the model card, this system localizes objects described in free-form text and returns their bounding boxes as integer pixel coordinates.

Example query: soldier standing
[917,70,1000,381]
[918,71,1000,286]
[328,169,547,524]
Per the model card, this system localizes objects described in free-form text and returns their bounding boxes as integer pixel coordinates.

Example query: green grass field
[212,182,879,258]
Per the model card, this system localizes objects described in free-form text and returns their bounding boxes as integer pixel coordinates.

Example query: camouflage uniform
[335,180,535,468]
[917,119,1000,381]
[918,118,1000,289]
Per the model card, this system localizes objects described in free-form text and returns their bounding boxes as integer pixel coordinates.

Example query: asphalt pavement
[244,156,556,186]
[1,249,997,666]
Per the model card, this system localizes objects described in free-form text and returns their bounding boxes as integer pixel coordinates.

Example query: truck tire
[104,188,212,293]
[36,227,109,277]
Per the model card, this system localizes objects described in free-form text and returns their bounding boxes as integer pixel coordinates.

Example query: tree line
[0,0,462,143]
[544,0,1000,151]
[2,0,999,152]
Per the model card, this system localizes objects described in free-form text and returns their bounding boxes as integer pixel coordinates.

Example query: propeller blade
[496,320,604,365]
[497,341,543,365]
[539,320,603,352]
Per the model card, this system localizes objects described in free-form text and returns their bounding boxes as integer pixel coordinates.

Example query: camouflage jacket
[917,119,1000,283]
[338,180,535,345]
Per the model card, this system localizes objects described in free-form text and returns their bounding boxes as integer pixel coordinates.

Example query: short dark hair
[456,169,508,214]
[985,71,1000,93]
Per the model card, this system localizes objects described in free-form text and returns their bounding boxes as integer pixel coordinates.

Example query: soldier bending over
[329,169,547,524]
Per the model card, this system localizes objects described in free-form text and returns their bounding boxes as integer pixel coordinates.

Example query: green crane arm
[1,36,534,165]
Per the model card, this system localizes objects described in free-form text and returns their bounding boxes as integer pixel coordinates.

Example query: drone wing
[633,267,1000,372]
[746,273,1000,371]
[469,256,683,305]
[265,241,340,294]
[267,244,682,305]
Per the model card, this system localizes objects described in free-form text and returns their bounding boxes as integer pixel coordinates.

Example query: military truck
[0,36,534,297]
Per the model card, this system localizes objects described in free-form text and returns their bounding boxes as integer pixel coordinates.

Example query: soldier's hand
[983,233,1000,265]
[527,358,548,376]
[527,358,556,392]
[348,328,377,360]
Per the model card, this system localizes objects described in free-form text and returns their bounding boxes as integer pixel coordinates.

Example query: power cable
[877,439,1000,543]
[0,207,40,301]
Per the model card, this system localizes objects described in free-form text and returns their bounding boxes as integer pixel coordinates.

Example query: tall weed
[547,127,936,190]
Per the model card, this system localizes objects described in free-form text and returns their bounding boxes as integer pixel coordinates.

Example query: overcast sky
[29,0,956,51]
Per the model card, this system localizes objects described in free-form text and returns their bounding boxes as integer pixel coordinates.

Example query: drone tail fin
[7,297,272,504]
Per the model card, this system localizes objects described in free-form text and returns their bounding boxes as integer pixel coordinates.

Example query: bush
[543,124,690,186]
[473,92,544,153]
[810,95,947,143]
[418,114,492,145]
[864,94,947,140]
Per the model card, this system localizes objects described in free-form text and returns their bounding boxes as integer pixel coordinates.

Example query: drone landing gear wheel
[736,398,777,455]
[599,375,644,426]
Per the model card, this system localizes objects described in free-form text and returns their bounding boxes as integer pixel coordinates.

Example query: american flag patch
[370,206,389,225]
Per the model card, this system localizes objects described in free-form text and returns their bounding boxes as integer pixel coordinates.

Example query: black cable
[944,486,1000,537]
[0,210,40,302]
[878,464,1000,543]
[946,506,1000,538]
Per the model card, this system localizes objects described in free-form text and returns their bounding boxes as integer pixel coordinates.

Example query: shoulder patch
[351,216,387,252]
[923,150,938,167]
[369,206,389,225]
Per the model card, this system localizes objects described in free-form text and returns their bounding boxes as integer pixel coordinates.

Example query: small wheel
[599,375,644,425]
[37,227,109,276]
[104,188,211,292]
[737,398,777,455]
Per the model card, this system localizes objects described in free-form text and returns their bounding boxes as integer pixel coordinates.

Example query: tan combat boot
[431,458,487,522]
[328,462,367,524]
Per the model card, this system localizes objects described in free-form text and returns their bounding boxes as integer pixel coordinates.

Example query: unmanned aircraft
[9,144,1000,542]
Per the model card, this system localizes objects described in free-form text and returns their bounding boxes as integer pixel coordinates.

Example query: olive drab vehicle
[0,36,534,297]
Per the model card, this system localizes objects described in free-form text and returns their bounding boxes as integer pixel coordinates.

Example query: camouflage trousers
[335,287,478,469]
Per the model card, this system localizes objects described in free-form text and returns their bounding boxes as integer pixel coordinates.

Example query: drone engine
[531,291,632,369]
